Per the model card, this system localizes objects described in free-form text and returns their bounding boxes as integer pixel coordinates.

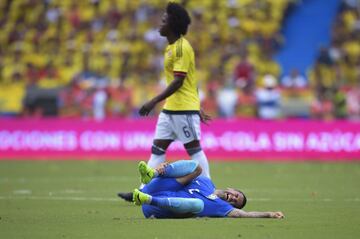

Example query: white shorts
[154,112,201,144]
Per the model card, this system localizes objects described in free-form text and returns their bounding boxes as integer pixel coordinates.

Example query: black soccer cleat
[117,192,133,202]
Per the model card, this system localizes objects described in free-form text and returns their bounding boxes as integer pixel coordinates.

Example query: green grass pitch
[0,160,360,239]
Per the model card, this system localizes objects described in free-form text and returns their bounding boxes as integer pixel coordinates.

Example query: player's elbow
[174,77,184,88]
[227,209,247,218]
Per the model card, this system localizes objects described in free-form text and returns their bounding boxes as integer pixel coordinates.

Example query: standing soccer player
[138,2,211,178]
[118,2,211,202]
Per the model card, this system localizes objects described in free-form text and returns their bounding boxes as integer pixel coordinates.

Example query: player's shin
[161,160,198,177]
[151,197,204,214]
[147,145,166,169]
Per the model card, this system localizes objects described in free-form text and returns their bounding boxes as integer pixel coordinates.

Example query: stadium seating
[0,0,358,120]
[308,0,360,120]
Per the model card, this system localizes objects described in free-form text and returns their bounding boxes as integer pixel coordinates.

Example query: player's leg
[147,112,176,169]
[118,144,171,202]
[139,159,201,184]
[140,160,201,195]
[146,139,172,170]
[184,140,210,178]
[133,189,204,216]
[118,113,174,202]
[174,114,211,178]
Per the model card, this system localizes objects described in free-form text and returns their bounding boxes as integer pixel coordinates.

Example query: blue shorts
[141,178,184,218]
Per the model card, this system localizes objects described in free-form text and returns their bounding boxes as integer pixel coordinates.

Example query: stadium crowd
[0,0,359,120]
[307,0,360,120]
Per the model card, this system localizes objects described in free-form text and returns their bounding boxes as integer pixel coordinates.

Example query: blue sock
[151,197,204,214]
[161,160,198,178]
[151,197,171,207]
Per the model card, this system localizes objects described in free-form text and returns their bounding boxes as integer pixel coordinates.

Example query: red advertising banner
[0,118,359,160]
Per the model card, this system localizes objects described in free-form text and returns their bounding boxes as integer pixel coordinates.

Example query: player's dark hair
[234,189,247,209]
[166,2,191,36]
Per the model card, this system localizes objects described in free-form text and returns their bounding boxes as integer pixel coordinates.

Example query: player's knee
[151,144,166,155]
[182,160,200,175]
[186,146,202,156]
[182,160,202,177]
[171,160,199,176]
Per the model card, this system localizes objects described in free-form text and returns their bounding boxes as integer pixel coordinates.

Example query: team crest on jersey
[206,194,218,200]
[167,50,172,57]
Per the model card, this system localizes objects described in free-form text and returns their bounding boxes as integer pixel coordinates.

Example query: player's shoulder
[179,37,192,47]
[175,37,193,57]
[181,37,193,51]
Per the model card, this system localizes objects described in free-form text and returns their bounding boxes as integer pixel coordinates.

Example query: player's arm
[227,209,284,219]
[200,108,211,125]
[139,75,185,116]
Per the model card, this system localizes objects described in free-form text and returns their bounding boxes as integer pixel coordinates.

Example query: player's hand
[139,99,157,116]
[155,162,169,175]
[200,109,211,125]
[270,212,284,219]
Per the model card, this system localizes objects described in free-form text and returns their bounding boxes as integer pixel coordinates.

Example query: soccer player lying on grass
[132,160,284,219]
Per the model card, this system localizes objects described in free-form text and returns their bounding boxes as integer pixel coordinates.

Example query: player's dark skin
[139,12,211,151]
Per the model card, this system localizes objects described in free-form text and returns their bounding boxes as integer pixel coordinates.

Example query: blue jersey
[177,176,234,217]
[141,176,234,218]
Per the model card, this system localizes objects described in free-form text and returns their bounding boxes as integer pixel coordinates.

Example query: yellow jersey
[163,37,200,112]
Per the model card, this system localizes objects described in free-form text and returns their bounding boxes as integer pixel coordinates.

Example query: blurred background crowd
[0,0,359,120]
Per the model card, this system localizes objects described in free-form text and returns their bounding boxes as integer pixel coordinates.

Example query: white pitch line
[0,195,118,202]
[13,189,32,195]
[0,176,133,183]
[0,195,359,203]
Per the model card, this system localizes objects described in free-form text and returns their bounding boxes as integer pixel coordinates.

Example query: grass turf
[0,160,359,239]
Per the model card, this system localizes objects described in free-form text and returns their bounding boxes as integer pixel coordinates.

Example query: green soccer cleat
[133,189,151,206]
[138,161,155,184]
